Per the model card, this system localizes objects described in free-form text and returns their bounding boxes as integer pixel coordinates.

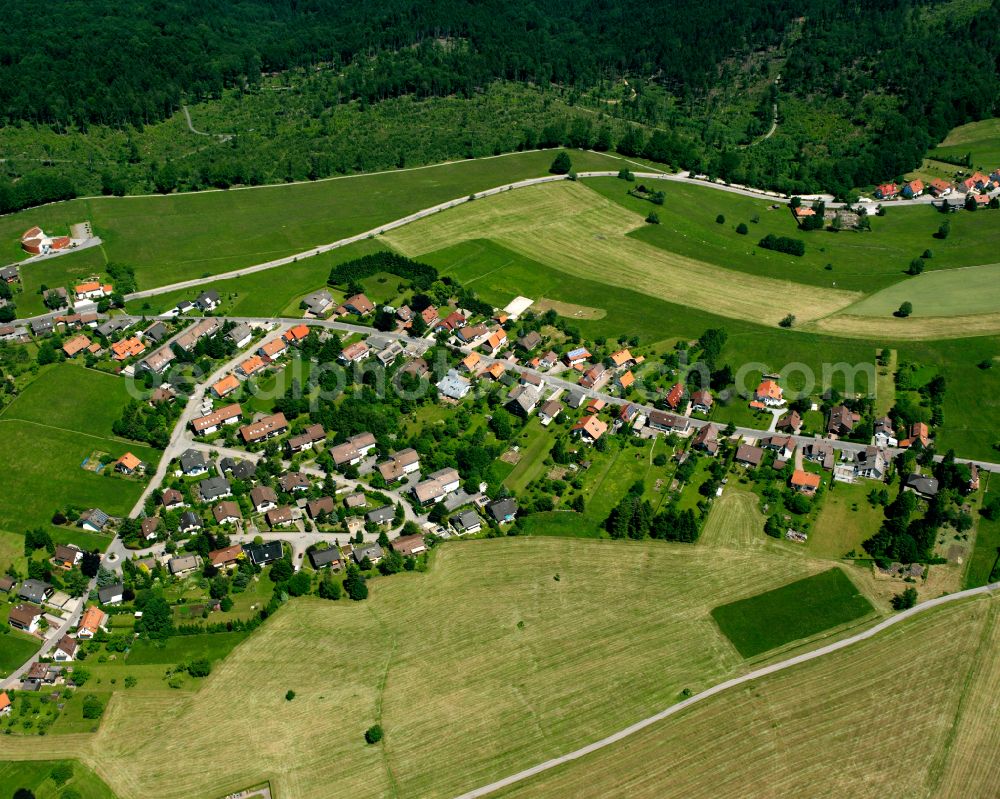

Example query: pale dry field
[698,489,768,550]
[0,538,843,799]
[497,593,1000,799]
[809,311,1000,340]
[382,181,860,327]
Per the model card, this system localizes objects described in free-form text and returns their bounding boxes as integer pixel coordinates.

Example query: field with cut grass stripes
[383,181,860,327]
[496,594,999,799]
[0,538,859,799]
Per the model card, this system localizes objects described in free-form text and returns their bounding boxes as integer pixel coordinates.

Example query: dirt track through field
[383,182,860,327]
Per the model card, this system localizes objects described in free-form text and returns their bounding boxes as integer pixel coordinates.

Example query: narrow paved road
[452,581,1000,799]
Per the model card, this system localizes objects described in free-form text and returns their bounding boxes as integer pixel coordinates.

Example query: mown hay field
[698,489,767,550]
[497,593,1000,799]
[382,181,860,327]
[0,538,855,799]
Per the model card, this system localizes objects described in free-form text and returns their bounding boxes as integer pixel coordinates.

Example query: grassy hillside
[0,760,117,799]
[496,594,999,799]
[3,149,631,295]
[0,364,160,535]
[0,538,876,799]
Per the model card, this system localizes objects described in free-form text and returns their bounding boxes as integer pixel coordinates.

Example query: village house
[228,323,253,348]
[902,179,924,199]
[250,485,279,513]
[827,404,861,437]
[353,542,383,565]
[77,606,108,638]
[111,337,146,361]
[646,410,691,435]
[310,546,343,570]
[413,467,462,505]
[436,369,472,400]
[212,374,240,398]
[904,473,939,499]
[286,423,326,454]
[377,341,404,366]
[259,337,287,360]
[282,324,311,346]
[791,469,821,495]
[62,334,91,358]
[456,324,488,344]
[342,293,375,316]
[160,488,186,511]
[855,446,889,481]
[115,452,143,475]
[488,498,518,524]
[507,384,541,417]
[776,410,802,434]
[279,472,311,493]
[266,506,295,527]
[0,691,10,716]
[240,412,288,444]
[517,331,542,351]
[572,415,608,444]
[237,354,267,379]
[306,496,336,519]
[480,327,508,356]
[618,403,640,426]
[690,389,713,414]
[761,435,795,463]
[75,281,113,301]
[195,290,220,312]
[198,477,233,502]
[78,508,110,532]
[873,416,897,447]
[563,347,591,367]
[579,364,608,390]
[461,352,481,372]
[451,509,483,535]
[52,544,83,570]
[180,449,209,476]
[174,318,221,351]
[339,341,371,364]
[692,424,719,456]
[52,635,79,662]
[98,583,125,605]
[8,603,42,633]
[213,500,243,525]
[329,431,377,468]
[875,183,899,199]
[750,379,784,409]
[538,399,563,426]
[243,541,283,566]
[437,310,466,332]
[191,403,243,436]
[392,534,427,556]
[302,289,335,316]
[141,517,161,541]
[378,448,421,483]
[803,440,836,469]
[344,492,367,509]
[179,511,203,534]
[366,506,395,526]
[665,382,686,411]
[209,545,244,570]
[140,347,175,375]
[735,444,764,468]
[481,362,506,381]
[928,178,953,197]
[899,422,931,449]
[540,350,559,369]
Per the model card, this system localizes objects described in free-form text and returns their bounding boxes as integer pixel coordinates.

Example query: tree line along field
[0,538,877,799]
[1,148,634,298]
[494,594,1000,799]
[0,363,160,537]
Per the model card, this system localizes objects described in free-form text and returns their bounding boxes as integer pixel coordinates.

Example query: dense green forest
[0,0,997,206]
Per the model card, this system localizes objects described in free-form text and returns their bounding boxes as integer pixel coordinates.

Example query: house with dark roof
[692,424,719,456]
[827,405,861,437]
[279,472,311,493]
[352,542,383,565]
[451,509,483,534]
[366,506,396,526]
[517,331,543,351]
[904,473,939,498]
[8,604,43,633]
[18,579,53,604]
[243,541,283,566]
[179,510,203,534]
[195,290,221,311]
[307,496,336,519]
[213,501,242,525]
[488,498,518,523]
[160,488,186,510]
[180,449,209,476]
[309,546,343,570]
[78,508,110,532]
[198,476,232,503]
[265,506,295,527]
[98,583,125,605]
[168,555,200,576]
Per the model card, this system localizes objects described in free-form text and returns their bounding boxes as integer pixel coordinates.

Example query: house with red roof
[901,179,924,198]
[875,183,899,199]
[928,178,952,197]
[750,379,784,409]
[572,415,608,444]
[790,469,821,495]
[665,382,686,410]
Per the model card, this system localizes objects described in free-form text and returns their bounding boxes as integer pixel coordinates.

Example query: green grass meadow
[0,364,160,534]
[2,149,628,293]
[843,263,1000,318]
[966,486,1000,589]
[710,568,874,657]
[0,760,117,799]
[931,117,1000,171]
